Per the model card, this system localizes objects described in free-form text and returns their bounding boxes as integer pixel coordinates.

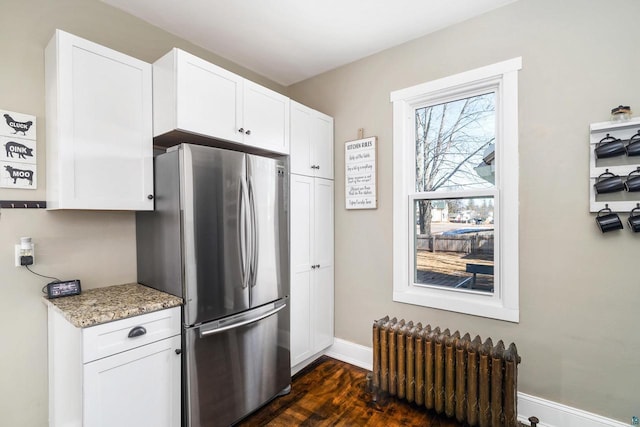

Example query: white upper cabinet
[290,101,334,179]
[45,30,154,210]
[154,48,243,144]
[243,80,290,154]
[153,48,290,154]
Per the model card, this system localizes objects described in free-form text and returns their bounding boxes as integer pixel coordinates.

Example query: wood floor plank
[236,356,462,427]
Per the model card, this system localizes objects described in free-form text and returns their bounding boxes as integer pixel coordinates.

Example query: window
[391,58,521,322]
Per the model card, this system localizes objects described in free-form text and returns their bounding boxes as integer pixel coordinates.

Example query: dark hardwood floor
[236,356,462,427]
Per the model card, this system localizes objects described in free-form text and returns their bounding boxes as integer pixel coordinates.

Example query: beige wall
[289,0,639,423]
[0,1,284,425]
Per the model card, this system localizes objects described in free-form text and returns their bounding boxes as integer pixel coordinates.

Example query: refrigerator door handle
[239,178,251,289]
[248,178,259,288]
[199,303,286,337]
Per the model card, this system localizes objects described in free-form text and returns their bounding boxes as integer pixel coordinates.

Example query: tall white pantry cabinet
[289,102,335,371]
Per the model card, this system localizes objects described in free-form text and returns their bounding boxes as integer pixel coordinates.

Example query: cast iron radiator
[372,316,521,427]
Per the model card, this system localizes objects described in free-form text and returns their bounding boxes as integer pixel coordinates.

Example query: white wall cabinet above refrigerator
[45,29,154,210]
[290,101,334,179]
[153,48,290,155]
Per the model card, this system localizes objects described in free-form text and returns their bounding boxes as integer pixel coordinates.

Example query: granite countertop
[43,283,183,328]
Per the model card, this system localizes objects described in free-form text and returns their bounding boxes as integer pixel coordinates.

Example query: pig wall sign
[0,109,37,189]
[3,139,35,160]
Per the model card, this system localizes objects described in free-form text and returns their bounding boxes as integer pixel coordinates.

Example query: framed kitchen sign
[1,109,37,189]
[345,136,377,209]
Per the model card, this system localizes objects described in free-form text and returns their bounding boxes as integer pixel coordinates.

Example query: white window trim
[391,57,521,323]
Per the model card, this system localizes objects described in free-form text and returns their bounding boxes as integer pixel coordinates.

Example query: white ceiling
[102,0,518,86]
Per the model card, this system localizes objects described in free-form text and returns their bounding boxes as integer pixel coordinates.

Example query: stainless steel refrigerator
[136,143,290,427]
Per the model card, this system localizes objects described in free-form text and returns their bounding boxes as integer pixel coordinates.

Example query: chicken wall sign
[1,109,37,189]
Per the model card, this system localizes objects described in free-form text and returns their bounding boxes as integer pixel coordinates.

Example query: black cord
[25,264,61,282]
[24,265,62,294]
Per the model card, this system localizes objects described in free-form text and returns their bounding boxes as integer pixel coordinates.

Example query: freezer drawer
[184,299,290,427]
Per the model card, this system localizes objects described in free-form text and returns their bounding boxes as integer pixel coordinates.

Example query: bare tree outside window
[414,92,496,292]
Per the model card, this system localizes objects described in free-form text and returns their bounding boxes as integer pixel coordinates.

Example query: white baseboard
[324,338,373,371]
[326,339,627,427]
[516,393,628,427]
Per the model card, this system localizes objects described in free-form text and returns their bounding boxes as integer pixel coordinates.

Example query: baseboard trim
[324,338,373,371]
[326,338,627,427]
[516,393,628,427]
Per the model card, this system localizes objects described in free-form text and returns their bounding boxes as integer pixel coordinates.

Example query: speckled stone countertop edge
[43,283,183,328]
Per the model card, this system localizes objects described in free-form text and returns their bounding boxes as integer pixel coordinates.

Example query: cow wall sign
[1,109,37,189]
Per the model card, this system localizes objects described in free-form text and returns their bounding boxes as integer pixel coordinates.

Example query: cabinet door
[83,335,181,427]
[290,101,334,178]
[290,175,334,367]
[290,101,313,176]
[176,50,243,144]
[243,80,290,154]
[290,174,314,366]
[45,30,153,210]
[312,179,334,351]
[312,113,334,180]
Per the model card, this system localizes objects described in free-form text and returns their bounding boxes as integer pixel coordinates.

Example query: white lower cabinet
[290,174,334,369]
[48,306,181,427]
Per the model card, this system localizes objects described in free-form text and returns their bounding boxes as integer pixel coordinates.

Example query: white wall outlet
[14,244,35,267]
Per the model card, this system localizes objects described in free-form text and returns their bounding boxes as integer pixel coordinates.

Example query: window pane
[415,93,496,192]
[414,197,494,293]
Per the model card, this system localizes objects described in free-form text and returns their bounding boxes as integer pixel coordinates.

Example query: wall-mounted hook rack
[589,117,640,212]
[0,200,47,209]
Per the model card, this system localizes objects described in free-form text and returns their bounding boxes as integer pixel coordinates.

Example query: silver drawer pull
[128,326,147,338]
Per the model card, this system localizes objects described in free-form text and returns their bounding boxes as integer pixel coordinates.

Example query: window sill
[393,286,519,323]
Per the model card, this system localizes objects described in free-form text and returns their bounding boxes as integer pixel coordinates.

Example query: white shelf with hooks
[589,117,640,212]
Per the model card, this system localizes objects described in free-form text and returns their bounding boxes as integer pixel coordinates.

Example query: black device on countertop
[47,279,81,299]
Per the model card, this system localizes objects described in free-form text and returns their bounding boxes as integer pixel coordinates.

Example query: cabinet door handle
[311,265,316,269]
[147,194,154,200]
[127,326,147,338]
[238,127,245,133]
[245,129,251,135]
[175,349,182,355]
[316,264,321,269]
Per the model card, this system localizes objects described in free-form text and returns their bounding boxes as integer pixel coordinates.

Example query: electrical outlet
[14,244,35,267]
[631,415,639,425]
